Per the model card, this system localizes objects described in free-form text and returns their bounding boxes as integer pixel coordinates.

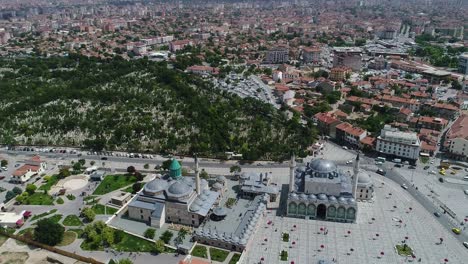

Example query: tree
[12,187,22,195]
[58,168,71,179]
[134,172,144,181]
[81,207,96,222]
[144,164,149,169]
[200,169,209,179]
[117,259,133,264]
[144,228,156,239]
[230,165,241,174]
[102,226,115,246]
[152,239,166,254]
[0,160,7,167]
[25,184,37,195]
[132,182,142,193]
[34,218,65,246]
[127,166,136,174]
[159,230,173,243]
[161,159,172,170]
[5,191,15,202]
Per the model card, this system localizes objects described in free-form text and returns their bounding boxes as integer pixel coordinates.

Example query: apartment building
[335,122,368,148]
[376,125,421,162]
[445,114,468,161]
[265,46,289,64]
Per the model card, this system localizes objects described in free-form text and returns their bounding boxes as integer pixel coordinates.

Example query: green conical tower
[169,159,182,179]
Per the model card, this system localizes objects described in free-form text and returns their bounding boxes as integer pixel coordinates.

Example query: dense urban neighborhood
[0,0,467,264]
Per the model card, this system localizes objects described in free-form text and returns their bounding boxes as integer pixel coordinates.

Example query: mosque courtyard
[243,172,468,264]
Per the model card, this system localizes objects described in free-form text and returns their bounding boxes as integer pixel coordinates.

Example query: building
[302,46,321,65]
[11,155,46,184]
[330,67,351,81]
[376,125,421,162]
[458,53,468,75]
[265,46,289,64]
[445,114,468,161]
[111,192,132,207]
[421,69,451,84]
[238,172,279,201]
[355,156,374,201]
[0,212,24,228]
[90,170,106,181]
[126,158,219,228]
[169,40,193,52]
[286,155,358,223]
[186,65,219,76]
[335,122,368,148]
[414,116,448,131]
[314,112,342,139]
[333,47,362,71]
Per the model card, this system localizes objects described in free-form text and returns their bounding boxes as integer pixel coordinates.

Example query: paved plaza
[243,173,468,264]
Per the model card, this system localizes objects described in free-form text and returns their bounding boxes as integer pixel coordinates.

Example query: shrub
[159,230,173,244]
[144,228,156,239]
[81,207,96,222]
[5,191,15,202]
[12,187,22,195]
[56,197,64,204]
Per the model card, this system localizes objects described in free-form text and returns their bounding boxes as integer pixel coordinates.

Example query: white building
[376,125,421,162]
[459,53,468,75]
[446,114,468,161]
[11,156,46,184]
[0,212,24,228]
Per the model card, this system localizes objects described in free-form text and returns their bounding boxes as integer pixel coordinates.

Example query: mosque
[286,154,373,222]
[127,157,220,228]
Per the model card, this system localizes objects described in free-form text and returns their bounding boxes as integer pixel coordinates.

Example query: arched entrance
[317,204,327,219]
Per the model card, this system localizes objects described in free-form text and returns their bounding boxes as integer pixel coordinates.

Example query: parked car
[463,242,468,249]
[434,212,441,217]
[101,157,108,160]
[0,176,5,180]
[401,184,408,190]
[346,160,353,165]
[429,171,436,175]
[423,166,430,170]
[439,178,444,183]
[376,169,386,176]
[452,228,461,235]
[409,165,416,169]
[342,146,348,150]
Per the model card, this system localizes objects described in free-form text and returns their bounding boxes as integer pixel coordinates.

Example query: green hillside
[0,55,316,160]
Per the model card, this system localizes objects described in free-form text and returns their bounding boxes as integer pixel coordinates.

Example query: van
[464,177,468,181]
[393,159,401,163]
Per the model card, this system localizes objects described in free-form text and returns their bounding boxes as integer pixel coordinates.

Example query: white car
[463,242,468,249]
[346,160,353,164]
[342,146,348,150]
[401,184,408,190]
[429,171,436,175]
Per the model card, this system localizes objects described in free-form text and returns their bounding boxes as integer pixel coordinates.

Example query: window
[192,220,195,224]
[140,215,143,220]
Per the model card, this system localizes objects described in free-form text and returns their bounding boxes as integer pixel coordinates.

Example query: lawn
[69,229,84,238]
[57,231,76,246]
[18,228,34,236]
[229,253,241,264]
[30,209,57,221]
[39,175,59,191]
[191,245,208,258]
[63,215,83,226]
[92,174,137,195]
[210,247,229,262]
[23,193,54,205]
[0,235,7,247]
[396,244,413,256]
[46,214,63,224]
[92,204,118,215]
[111,232,155,252]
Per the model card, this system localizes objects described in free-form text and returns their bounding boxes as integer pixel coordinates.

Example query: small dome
[318,193,327,200]
[329,196,337,202]
[212,182,223,190]
[308,194,317,200]
[144,178,168,194]
[309,159,338,174]
[239,238,247,245]
[216,175,226,183]
[358,172,371,184]
[338,197,347,204]
[213,207,228,216]
[168,181,192,196]
[190,204,201,212]
[240,173,250,180]
[297,166,307,172]
[348,198,356,204]
[299,193,308,200]
[290,193,298,199]
[232,236,240,243]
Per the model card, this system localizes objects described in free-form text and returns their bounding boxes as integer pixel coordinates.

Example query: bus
[375,157,386,163]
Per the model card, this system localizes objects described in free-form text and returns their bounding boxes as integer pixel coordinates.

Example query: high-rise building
[265,46,289,64]
[458,53,468,75]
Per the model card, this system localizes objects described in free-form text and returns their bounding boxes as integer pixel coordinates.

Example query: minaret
[289,153,296,193]
[195,155,201,195]
[352,153,360,198]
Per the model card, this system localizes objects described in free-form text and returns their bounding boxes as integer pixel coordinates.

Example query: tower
[195,155,201,195]
[289,153,296,192]
[352,153,360,197]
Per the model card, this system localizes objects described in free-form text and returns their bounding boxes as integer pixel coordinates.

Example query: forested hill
[0,55,316,160]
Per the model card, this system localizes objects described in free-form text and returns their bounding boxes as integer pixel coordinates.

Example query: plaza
[243,172,468,264]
